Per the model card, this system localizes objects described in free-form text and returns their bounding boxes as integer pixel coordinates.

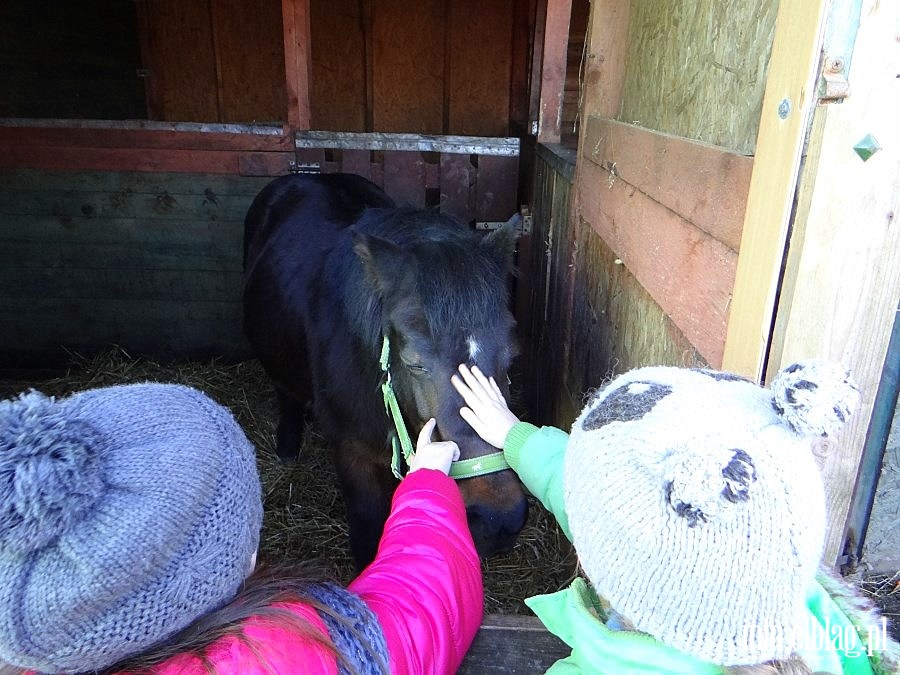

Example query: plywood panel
[619,0,778,155]
[372,0,444,133]
[584,116,751,252]
[447,0,513,136]
[137,0,219,122]
[213,0,286,124]
[576,158,736,367]
[310,0,367,131]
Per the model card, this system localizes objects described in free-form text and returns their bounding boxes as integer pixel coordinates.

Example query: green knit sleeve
[503,422,572,540]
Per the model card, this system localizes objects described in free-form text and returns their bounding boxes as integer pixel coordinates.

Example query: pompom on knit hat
[0,382,263,673]
[563,360,860,666]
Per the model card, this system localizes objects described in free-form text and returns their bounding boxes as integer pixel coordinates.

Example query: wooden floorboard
[459,614,569,673]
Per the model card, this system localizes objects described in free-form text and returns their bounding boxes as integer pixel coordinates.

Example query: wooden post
[281,0,312,131]
[537,0,573,144]
[721,0,830,380]
[765,0,900,565]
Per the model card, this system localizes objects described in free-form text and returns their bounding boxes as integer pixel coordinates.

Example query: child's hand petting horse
[409,417,460,475]
[451,364,520,449]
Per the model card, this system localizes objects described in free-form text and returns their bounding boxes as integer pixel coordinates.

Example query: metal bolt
[778,99,792,119]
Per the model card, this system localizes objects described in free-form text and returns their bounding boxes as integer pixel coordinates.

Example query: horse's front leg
[335,438,397,570]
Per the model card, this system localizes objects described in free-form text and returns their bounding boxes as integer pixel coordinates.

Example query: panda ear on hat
[770,360,860,437]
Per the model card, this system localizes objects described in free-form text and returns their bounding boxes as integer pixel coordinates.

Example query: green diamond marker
[853,134,881,161]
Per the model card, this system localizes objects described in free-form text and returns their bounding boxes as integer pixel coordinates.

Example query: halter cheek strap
[379,336,510,481]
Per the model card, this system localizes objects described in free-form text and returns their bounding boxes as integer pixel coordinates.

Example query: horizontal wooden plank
[576,158,736,367]
[458,613,569,673]
[296,130,520,156]
[0,123,292,151]
[0,145,252,174]
[584,116,751,252]
[0,188,255,221]
[0,267,242,302]
[0,188,255,220]
[0,297,246,357]
[1,239,240,273]
[0,169,273,195]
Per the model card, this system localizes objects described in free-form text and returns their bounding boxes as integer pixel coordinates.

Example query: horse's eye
[405,363,429,375]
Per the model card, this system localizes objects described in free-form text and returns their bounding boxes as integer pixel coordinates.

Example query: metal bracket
[288,160,321,174]
[475,206,533,236]
[818,57,850,104]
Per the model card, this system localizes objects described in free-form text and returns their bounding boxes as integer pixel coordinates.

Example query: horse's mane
[336,207,512,349]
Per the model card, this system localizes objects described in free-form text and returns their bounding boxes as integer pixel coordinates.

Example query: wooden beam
[0,124,294,174]
[537,0,573,143]
[765,0,900,565]
[721,0,830,379]
[584,117,752,252]
[281,0,312,131]
[458,614,569,673]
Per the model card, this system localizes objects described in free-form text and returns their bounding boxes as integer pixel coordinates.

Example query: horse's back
[243,173,395,270]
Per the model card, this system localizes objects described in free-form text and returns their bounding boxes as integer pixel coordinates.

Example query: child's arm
[453,364,573,539]
[348,421,482,675]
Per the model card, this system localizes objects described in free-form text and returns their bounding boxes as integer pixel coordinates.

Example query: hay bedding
[0,348,577,615]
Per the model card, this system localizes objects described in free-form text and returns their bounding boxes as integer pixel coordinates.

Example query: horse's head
[354,214,528,556]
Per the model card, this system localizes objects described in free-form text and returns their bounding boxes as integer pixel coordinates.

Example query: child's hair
[102,562,389,675]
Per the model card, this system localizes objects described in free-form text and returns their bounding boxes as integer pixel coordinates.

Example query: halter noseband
[379,336,511,480]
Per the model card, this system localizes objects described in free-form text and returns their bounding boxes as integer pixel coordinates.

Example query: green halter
[379,336,510,481]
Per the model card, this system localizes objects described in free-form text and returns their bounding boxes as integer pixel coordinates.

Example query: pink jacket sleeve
[349,469,483,675]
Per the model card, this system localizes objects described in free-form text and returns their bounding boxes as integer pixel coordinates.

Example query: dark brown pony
[242,173,527,567]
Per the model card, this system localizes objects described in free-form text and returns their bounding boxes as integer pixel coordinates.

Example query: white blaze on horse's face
[467,336,481,361]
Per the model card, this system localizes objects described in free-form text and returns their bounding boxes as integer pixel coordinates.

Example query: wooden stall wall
[569,0,770,377]
[309,0,516,136]
[136,0,287,124]
[0,168,272,370]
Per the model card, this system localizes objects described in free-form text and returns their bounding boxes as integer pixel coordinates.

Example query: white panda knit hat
[563,360,859,666]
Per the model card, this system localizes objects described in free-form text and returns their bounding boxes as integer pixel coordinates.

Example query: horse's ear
[482,212,520,260]
[352,230,416,299]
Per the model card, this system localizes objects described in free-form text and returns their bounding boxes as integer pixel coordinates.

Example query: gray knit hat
[0,382,263,673]
[563,360,859,666]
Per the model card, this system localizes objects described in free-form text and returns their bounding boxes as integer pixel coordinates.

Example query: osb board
[372,0,444,133]
[137,0,220,121]
[765,0,900,564]
[447,0,513,137]
[584,116,752,252]
[574,157,736,367]
[212,0,286,124]
[310,0,367,131]
[0,169,270,367]
[565,217,704,425]
[618,0,778,155]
